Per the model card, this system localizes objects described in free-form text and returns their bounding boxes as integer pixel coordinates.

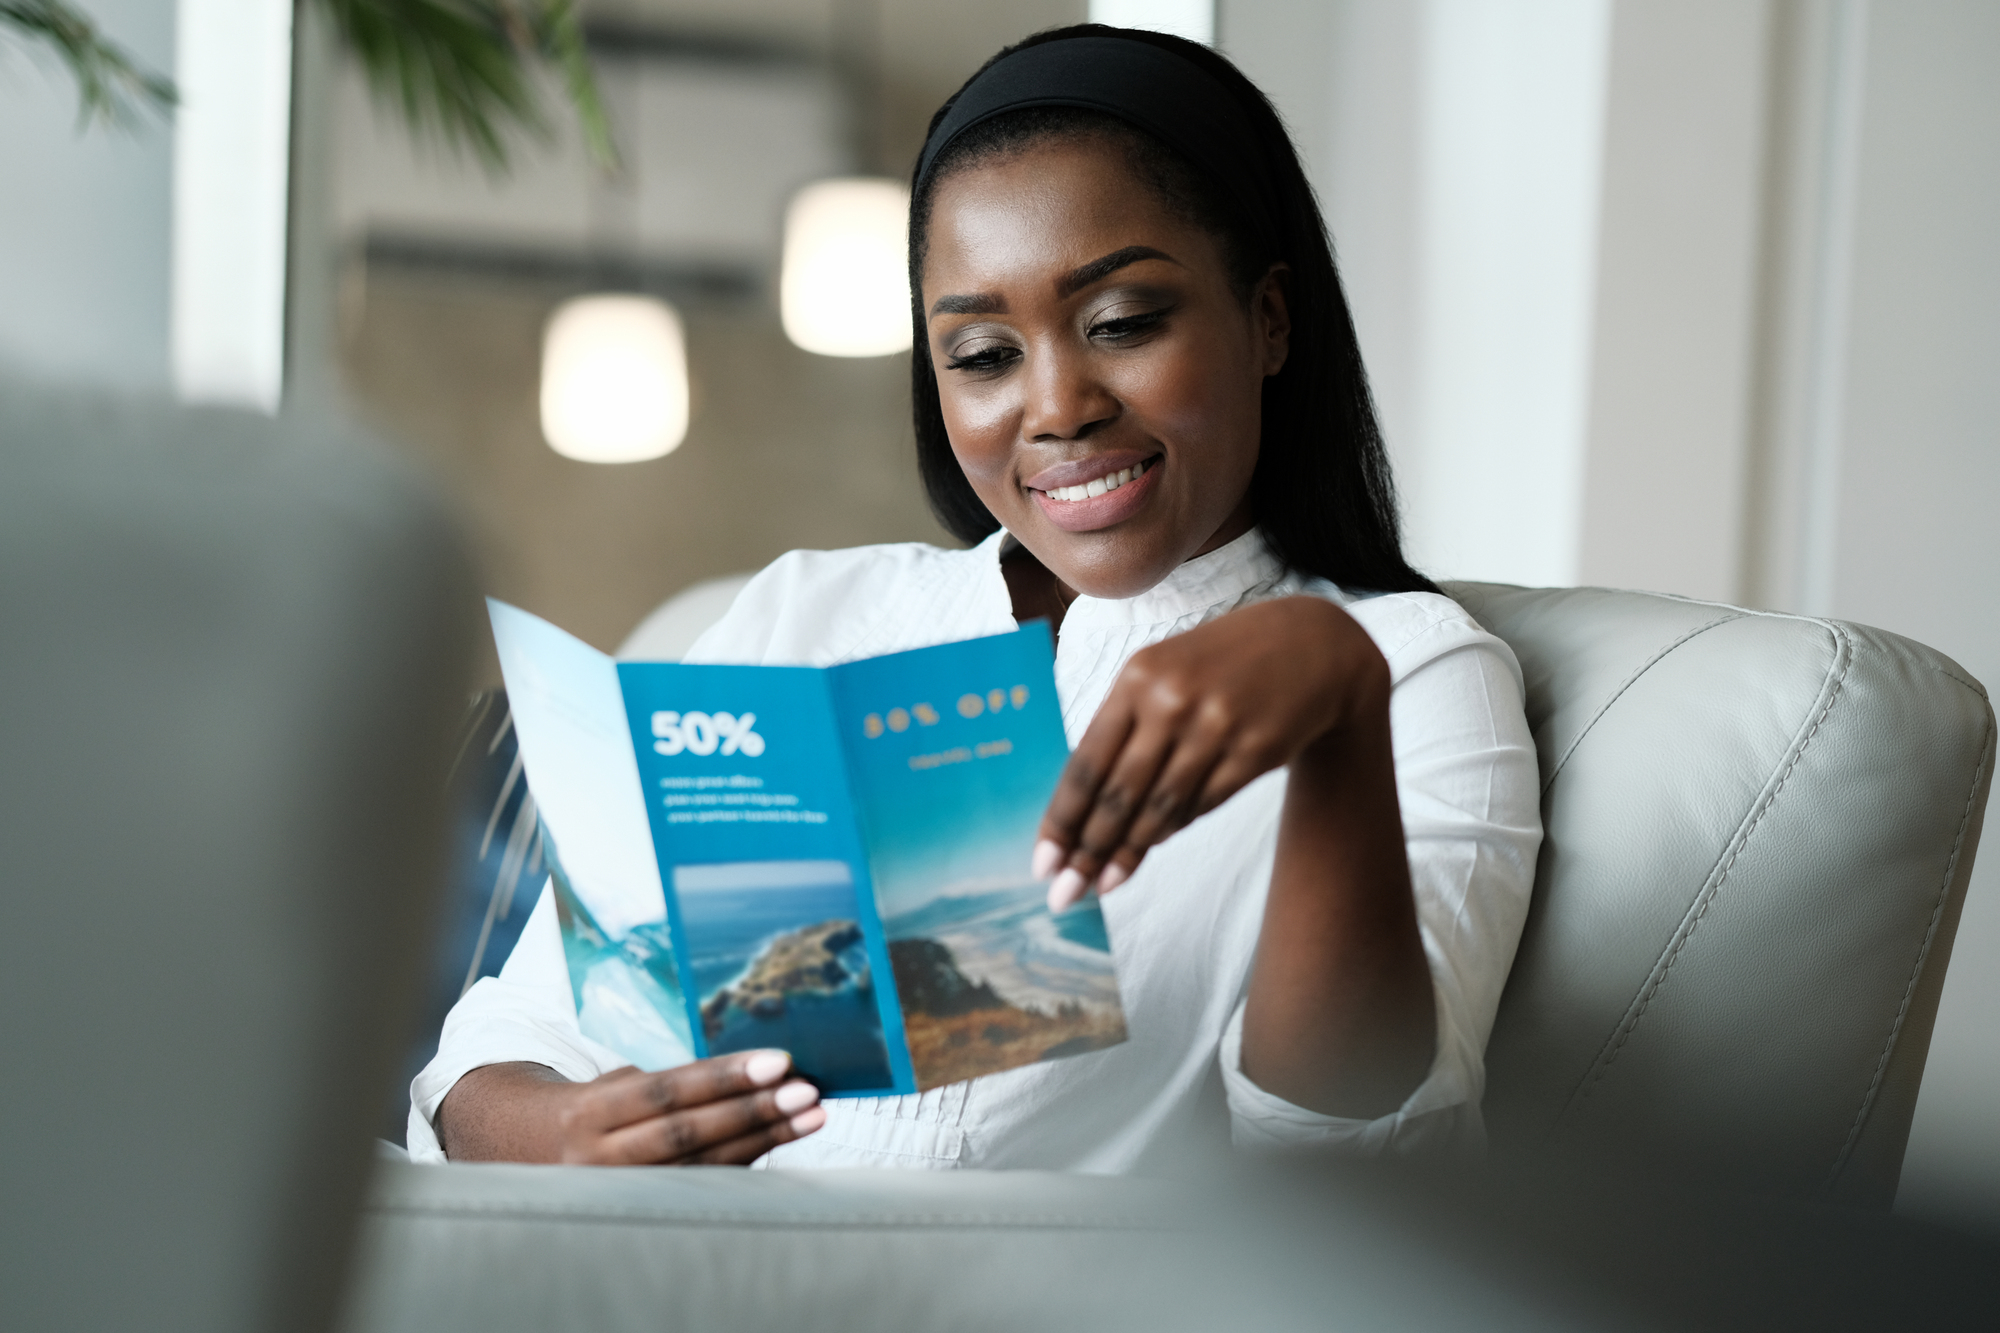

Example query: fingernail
[1031,839,1064,880]
[743,1050,790,1086]
[1047,868,1088,914]
[773,1080,819,1115]
[789,1106,828,1135]
[1097,863,1128,893]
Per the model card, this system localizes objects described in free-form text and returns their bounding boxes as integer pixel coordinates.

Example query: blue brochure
[488,600,1127,1095]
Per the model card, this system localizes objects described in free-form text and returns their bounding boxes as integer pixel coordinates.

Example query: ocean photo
[884,879,1126,1090]
[548,859,694,1071]
[673,859,894,1093]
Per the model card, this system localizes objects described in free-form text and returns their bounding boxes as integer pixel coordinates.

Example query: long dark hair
[907,25,1435,595]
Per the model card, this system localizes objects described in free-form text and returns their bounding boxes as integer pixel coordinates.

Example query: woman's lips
[1028,455,1161,532]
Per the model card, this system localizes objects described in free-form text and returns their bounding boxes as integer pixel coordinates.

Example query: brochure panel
[828,626,1128,1091]
[617,662,913,1097]
[487,601,693,1071]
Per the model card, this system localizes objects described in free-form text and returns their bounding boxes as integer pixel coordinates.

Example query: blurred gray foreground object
[0,382,480,1333]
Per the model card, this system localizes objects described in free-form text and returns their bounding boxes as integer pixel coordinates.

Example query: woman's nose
[1019,346,1118,442]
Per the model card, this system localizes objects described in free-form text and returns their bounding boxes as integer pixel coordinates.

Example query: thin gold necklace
[1052,575,1076,614]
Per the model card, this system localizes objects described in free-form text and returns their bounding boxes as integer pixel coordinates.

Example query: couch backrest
[1448,582,1994,1207]
[0,386,479,1331]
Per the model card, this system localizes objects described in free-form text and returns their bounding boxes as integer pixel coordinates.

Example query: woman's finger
[1097,721,1235,888]
[1034,700,1136,872]
[593,1078,821,1165]
[1062,717,1179,885]
[1189,746,1277,823]
[683,1104,829,1166]
[575,1049,793,1134]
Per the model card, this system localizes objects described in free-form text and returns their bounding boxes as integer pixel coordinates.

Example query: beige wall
[325,2,1082,670]
[339,266,946,669]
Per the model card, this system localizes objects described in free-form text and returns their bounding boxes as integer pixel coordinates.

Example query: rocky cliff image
[676,860,894,1093]
[700,919,867,1038]
[887,905,1126,1091]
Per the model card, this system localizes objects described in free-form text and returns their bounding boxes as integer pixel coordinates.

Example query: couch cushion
[1449,583,1993,1205]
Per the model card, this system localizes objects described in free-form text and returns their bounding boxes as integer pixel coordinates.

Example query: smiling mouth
[1037,457,1156,503]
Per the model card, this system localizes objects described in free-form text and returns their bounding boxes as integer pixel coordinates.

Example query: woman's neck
[1001,543,1075,633]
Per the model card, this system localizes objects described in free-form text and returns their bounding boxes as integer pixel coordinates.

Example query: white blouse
[408,528,1543,1171]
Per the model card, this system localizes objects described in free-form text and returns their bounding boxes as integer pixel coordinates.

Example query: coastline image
[674,859,894,1093]
[885,880,1126,1090]
[548,857,694,1071]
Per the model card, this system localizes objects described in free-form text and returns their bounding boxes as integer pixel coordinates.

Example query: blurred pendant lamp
[540,294,689,463]
[779,0,912,358]
[539,74,690,465]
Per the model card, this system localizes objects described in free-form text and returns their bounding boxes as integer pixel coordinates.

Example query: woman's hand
[1033,596,1385,908]
[435,1050,827,1165]
[1036,593,1434,1118]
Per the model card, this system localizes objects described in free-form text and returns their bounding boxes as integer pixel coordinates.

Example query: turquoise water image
[547,854,694,1071]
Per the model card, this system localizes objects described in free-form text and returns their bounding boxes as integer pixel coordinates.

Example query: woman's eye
[944,344,1020,373]
[1089,309,1169,342]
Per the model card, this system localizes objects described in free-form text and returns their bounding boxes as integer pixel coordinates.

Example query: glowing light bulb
[539,294,690,463]
[780,178,913,358]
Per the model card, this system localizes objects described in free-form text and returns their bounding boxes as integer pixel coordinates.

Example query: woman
[414,25,1541,1170]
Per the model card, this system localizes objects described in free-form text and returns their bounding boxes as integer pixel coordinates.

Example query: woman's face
[921,135,1289,599]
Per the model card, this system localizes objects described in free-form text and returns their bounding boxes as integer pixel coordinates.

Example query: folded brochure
[487,599,1128,1096]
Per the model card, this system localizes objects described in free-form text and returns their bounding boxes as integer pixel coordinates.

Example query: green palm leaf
[321,0,616,172]
[0,0,175,128]
[2,0,613,171]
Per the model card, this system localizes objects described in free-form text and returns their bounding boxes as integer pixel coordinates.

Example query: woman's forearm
[1240,671,1436,1120]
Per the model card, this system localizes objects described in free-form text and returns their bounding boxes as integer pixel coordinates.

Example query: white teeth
[1045,459,1150,503]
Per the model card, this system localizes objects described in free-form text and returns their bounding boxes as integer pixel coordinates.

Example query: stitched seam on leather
[1541,612,1744,794]
[1920,659,1987,700]
[1560,620,1853,1121]
[366,1200,1179,1230]
[1821,709,1994,1193]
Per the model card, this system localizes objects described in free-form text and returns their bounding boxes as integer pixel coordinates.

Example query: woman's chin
[1032,532,1190,602]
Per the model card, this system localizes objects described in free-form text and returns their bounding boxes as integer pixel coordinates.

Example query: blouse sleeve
[404,881,628,1163]
[1218,599,1543,1155]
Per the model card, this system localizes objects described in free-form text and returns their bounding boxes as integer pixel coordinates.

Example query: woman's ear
[1255,263,1293,378]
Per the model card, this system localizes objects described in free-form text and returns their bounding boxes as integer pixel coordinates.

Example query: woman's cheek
[940,396,1021,508]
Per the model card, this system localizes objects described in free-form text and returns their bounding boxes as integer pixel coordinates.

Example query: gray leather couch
[343,579,1992,1331]
[1454,582,1993,1208]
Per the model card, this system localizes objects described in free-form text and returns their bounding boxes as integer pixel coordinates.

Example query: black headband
[914,35,1281,256]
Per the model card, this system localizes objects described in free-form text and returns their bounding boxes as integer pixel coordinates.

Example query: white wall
[1229,0,1616,589]
[1228,0,2000,1216]
[1817,0,2000,1224]
[0,0,294,411]
[1576,1,1771,601]
[0,0,176,390]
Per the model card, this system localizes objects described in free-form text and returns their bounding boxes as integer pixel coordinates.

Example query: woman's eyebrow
[930,293,1005,317]
[1057,245,1179,297]
[927,246,1183,318]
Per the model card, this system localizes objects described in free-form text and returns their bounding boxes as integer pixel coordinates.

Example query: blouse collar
[981,526,1289,631]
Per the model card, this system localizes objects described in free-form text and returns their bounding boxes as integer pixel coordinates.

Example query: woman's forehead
[921,140,1206,291]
